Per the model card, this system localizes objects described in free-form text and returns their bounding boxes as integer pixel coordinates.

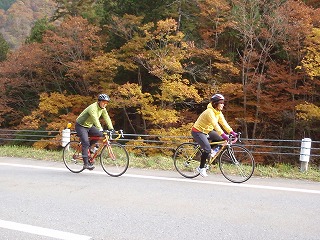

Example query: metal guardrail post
[300,138,312,172]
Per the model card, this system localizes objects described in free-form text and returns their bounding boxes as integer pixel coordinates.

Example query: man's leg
[75,123,94,170]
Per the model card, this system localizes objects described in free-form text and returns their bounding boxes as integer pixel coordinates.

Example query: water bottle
[211,146,221,157]
[92,145,99,153]
[91,144,99,154]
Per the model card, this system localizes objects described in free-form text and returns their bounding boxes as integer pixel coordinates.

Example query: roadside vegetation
[1,1,320,159]
[1,145,319,182]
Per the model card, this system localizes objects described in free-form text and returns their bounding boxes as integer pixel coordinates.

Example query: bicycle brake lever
[119,129,124,138]
[237,132,242,143]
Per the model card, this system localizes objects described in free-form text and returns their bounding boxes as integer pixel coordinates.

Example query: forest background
[1,0,320,157]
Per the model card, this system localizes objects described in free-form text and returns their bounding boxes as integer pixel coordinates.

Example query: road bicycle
[62,130,129,177]
[173,133,255,183]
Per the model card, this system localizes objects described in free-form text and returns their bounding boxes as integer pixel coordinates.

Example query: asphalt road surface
[0,157,320,240]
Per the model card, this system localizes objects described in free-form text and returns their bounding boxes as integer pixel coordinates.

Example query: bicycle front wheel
[173,142,201,178]
[62,141,84,173]
[100,142,129,177]
[219,144,255,183]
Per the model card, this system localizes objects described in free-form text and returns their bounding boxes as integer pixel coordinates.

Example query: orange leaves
[43,16,101,61]
[197,0,232,44]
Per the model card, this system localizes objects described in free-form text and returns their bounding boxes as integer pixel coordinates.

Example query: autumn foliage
[0,0,320,149]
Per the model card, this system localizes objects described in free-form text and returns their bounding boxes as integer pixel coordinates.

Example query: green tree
[52,0,97,21]
[26,18,55,44]
[100,0,200,50]
[0,0,15,10]
[0,33,9,61]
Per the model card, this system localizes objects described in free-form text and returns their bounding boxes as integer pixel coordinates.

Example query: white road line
[123,173,320,194]
[1,162,320,195]
[0,220,91,240]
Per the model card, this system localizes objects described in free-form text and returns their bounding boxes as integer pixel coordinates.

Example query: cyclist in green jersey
[75,94,114,170]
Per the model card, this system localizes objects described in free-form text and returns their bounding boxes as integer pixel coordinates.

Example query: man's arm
[102,109,114,130]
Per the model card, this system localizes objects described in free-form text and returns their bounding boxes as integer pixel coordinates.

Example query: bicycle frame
[173,132,255,183]
[183,139,232,165]
[208,141,228,163]
[88,130,124,163]
[63,129,129,176]
[207,134,239,163]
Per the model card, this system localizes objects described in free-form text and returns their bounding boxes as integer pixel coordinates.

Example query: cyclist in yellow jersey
[75,94,114,170]
[191,94,237,177]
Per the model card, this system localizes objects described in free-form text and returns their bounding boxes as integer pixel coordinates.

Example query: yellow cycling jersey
[192,102,233,135]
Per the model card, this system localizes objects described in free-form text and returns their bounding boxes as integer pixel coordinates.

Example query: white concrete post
[299,138,311,172]
[61,128,71,147]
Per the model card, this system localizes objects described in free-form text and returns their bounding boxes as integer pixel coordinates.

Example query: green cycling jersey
[76,102,113,131]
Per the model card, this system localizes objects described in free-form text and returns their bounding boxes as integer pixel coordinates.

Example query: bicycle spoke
[100,142,129,177]
[62,141,84,173]
[173,143,200,178]
[219,144,255,183]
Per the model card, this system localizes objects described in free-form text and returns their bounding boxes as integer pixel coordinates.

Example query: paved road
[0,157,320,240]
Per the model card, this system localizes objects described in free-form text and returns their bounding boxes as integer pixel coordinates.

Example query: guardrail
[0,129,319,170]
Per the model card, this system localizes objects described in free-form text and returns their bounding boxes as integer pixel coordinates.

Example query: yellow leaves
[38,92,72,114]
[153,18,183,43]
[296,102,320,121]
[115,83,153,108]
[82,53,120,82]
[19,93,90,130]
[149,123,194,138]
[301,28,320,79]
[141,105,179,125]
[115,82,180,124]
[159,77,202,103]
[219,83,243,98]
[212,62,240,75]
[155,18,178,34]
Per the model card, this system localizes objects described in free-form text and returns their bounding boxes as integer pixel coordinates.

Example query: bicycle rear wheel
[62,141,84,173]
[218,144,255,183]
[173,142,201,178]
[100,142,129,177]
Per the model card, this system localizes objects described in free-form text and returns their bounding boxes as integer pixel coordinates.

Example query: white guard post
[299,138,311,172]
[61,128,71,147]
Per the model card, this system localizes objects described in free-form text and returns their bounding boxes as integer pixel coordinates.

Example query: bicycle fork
[107,145,116,160]
[227,146,248,177]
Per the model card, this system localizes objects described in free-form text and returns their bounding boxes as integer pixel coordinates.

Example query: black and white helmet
[98,94,110,101]
[211,94,224,103]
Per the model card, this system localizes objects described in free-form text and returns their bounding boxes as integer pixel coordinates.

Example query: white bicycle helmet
[211,94,224,103]
[98,94,110,101]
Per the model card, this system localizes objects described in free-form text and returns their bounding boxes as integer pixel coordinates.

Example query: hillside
[0,0,56,49]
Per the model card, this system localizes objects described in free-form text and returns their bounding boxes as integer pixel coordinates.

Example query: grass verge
[0,145,319,182]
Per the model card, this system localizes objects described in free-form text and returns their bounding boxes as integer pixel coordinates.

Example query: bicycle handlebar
[229,132,241,144]
[104,129,124,140]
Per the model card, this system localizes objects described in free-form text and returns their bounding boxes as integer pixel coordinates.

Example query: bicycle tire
[100,142,129,177]
[173,142,201,178]
[62,141,85,173]
[218,144,255,183]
